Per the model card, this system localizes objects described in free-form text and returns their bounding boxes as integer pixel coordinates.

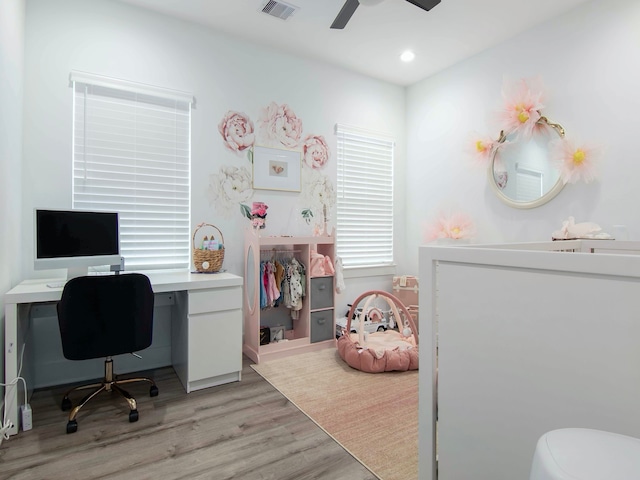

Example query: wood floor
[0,356,377,480]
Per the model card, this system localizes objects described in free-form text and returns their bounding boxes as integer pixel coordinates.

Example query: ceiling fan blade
[404,0,441,11]
[330,0,360,29]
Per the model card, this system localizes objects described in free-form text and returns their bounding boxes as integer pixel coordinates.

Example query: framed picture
[252,145,301,192]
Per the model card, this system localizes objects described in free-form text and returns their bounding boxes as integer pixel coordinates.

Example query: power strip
[20,404,32,431]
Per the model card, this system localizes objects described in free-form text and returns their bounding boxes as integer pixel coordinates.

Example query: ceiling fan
[330,0,441,29]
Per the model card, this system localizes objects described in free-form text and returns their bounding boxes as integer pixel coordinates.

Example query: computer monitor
[34,209,121,279]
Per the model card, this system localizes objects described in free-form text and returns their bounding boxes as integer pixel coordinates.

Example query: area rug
[251,348,418,480]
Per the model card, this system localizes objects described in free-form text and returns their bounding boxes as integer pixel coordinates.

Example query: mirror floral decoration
[499,76,545,140]
[470,76,601,185]
[549,137,600,184]
[466,132,498,166]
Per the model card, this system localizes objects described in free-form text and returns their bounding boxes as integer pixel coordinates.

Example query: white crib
[418,240,640,480]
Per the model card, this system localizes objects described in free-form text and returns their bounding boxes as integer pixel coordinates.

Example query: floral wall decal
[302,134,330,169]
[206,165,253,217]
[300,168,335,231]
[550,138,601,184]
[209,101,336,232]
[218,111,255,154]
[425,209,476,242]
[257,102,303,148]
[467,132,499,166]
[499,76,545,139]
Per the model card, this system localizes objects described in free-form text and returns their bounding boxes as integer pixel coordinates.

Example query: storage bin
[310,277,334,310]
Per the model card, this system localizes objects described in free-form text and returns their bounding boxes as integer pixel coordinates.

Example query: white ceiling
[116,0,592,86]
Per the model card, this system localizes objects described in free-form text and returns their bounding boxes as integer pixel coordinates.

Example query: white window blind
[515,164,543,203]
[71,71,192,270]
[335,124,394,268]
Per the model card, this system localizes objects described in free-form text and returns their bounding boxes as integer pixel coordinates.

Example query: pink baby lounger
[337,290,418,373]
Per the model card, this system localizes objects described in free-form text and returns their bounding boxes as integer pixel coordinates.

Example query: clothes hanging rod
[260,249,302,253]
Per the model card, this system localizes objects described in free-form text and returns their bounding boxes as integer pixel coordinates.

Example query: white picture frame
[252,145,301,192]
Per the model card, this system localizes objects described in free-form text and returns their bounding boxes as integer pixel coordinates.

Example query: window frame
[335,123,395,272]
[70,71,193,271]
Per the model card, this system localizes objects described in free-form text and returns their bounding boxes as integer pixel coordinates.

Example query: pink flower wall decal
[467,132,497,166]
[218,111,255,154]
[425,210,476,242]
[303,134,330,169]
[258,102,303,148]
[550,138,601,184]
[499,77,545,139]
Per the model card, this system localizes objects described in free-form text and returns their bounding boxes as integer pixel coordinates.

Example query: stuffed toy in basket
[337,290,418,373]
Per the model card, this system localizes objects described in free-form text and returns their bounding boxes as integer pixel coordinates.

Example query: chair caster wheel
[66,420,78,434]
[61,397,72,411]
[129,410,139,423]
[150,385,159,397]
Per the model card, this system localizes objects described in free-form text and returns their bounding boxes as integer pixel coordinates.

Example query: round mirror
[488,117,565,209]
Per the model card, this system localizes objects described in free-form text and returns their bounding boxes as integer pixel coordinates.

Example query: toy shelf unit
[243,228,336,363]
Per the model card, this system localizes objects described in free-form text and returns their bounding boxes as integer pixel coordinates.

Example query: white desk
[4,270,243,436]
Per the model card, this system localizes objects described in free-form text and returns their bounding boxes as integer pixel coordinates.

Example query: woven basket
[193,223,225,273]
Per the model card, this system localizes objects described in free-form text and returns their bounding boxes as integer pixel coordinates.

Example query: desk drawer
[189,309,242,382]
[189,287,241,315]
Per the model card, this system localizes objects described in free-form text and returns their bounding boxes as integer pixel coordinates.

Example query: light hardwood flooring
[0,356,377,480]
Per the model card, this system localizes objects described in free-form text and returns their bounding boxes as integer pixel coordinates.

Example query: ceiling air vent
[260,0,298,21]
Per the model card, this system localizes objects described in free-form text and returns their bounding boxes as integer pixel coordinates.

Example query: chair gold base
[61,356,158,434]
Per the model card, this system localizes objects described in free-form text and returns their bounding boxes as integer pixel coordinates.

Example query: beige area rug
[251,348,418,480]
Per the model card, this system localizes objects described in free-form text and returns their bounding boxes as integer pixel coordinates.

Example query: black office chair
[56,273,159,434]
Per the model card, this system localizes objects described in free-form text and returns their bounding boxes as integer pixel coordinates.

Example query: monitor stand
[67,266,89,281]
[46,265,118,288]
[46,267,89,289]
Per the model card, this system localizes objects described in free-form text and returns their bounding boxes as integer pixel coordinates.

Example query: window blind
[515,164,543,203]
[71,72,192,270]
[335,124,394,268]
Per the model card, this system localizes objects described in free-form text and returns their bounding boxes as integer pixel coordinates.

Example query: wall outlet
[20,404,33,431]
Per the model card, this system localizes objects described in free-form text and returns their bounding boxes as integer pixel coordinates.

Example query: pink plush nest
[337,290,418,373]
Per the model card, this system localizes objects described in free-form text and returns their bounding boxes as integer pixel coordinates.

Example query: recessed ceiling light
[400,50,415,62]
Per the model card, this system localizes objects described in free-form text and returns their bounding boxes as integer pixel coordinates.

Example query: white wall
[0,0,25,390]
[21,0,406,307]
[403,0,640,275]
[23,0,639,363]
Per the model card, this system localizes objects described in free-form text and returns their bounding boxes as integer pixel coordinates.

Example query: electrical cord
[0,344,28,446]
